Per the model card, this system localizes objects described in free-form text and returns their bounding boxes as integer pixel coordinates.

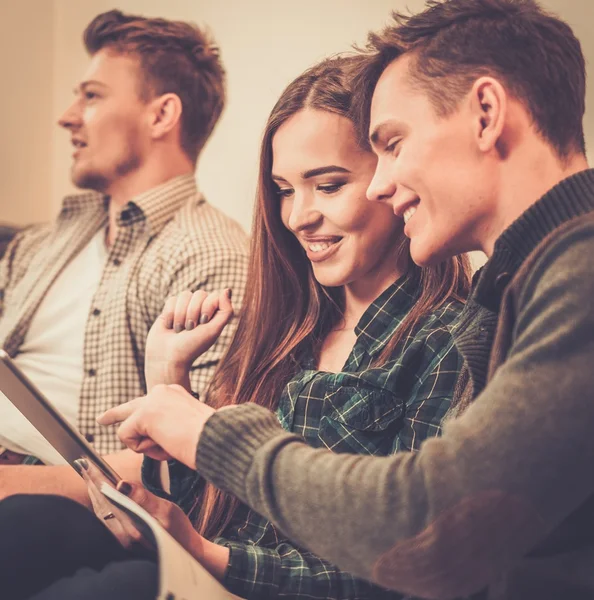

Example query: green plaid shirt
[144,277,464,599]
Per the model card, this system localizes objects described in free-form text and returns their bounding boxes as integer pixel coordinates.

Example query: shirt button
[113,258,122,267]
[92,308,101,316]
[495,272,511,290]
[85,433,95,443]
[88,368,97,377]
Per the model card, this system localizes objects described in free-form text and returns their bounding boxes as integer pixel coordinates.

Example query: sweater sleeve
[196,224,594,599]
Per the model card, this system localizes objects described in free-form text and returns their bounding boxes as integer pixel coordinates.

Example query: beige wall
[2,0,593,241]
[50,0,426,228]
[0,0,54,225]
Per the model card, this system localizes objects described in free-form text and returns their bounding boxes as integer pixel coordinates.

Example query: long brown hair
[194,56,472,539]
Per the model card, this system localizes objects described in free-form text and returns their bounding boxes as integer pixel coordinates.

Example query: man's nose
[367,161,397,203]
[58,99,82,130]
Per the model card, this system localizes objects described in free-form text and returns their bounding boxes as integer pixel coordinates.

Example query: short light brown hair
[353,0,586,159]
[84,10,225,162]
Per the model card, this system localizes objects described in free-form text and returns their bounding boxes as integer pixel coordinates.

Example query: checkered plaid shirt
[146,277,464,599]
[0,174,248,455]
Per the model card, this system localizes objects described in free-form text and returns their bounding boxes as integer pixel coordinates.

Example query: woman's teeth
[403,206,417,224]
[308,242,334,253]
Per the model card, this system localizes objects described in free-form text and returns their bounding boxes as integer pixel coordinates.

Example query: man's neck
[481,149,589,257]
[104,159,195,247]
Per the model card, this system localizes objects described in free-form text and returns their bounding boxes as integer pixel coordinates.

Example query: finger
[86,477,110,517]
[112,483,161,550]
[117,432,171,462]
[116,411,150,453]
[173,291,193,333]
[220,287,234,314]
[160,296,177,330]
[77,461,112,511]
[86,476,117,519]
[84,460,114,489]
[185,290,208,330]
[99,501,144,548]
[117,481,178,535]
[80,469,140,548]
[197,290,220,325]
[135,438,174,461]
[198,289,234,338]
[116,481,157,512]
[97,397,142,426]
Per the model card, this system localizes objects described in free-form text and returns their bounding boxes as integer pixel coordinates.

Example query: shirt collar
[124,174,199,235]
[57,173,199,235]
[474,168,594,310]
[355,275,418,357]
[59,191,108,219]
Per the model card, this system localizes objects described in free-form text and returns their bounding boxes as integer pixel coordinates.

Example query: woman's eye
[84,91,98,101]
[318,182,345,194]
[276,188,294,199]
[385,139,401,155]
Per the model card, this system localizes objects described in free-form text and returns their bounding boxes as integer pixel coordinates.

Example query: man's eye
[84,91,98,100]
[318,183,345,194]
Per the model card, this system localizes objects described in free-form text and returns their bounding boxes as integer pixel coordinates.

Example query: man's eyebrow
[74,80,109,94]
[271,165,351,183]
[369,122,399,148]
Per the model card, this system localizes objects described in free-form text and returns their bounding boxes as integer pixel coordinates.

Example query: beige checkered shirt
[0,174,248,455]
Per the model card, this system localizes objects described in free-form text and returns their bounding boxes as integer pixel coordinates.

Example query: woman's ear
[148,93,183,140]
[470,76,507,154]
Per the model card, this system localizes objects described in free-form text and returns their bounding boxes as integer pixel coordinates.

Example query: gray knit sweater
[196,169,594,600]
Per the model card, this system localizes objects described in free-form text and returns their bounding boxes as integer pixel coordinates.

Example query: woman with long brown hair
[0,56,471,600]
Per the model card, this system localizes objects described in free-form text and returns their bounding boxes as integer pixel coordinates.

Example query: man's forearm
[0,449,144,507]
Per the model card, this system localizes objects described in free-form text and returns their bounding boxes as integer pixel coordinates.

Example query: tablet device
[0,349,121,485]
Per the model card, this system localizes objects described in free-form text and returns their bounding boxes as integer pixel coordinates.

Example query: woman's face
[273,108,404,292]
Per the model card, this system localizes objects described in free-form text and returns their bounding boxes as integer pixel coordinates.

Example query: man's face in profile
[59,49,151,193]
[367,55,493,265]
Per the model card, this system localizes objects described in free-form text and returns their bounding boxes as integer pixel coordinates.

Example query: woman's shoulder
[411,297,465,340]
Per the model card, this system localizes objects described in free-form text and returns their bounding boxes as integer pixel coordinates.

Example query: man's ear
[148,93,183,140]
[470,76,507,155]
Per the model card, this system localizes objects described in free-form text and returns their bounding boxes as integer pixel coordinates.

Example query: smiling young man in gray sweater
[92,1,594,598]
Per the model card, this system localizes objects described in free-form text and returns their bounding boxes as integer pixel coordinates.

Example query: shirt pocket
[318,386,404,456]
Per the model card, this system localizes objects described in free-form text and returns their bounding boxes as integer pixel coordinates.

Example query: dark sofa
[0,225,20,259]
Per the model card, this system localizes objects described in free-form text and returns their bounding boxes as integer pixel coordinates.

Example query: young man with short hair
[0,10,247,502]
[135,2,594,598]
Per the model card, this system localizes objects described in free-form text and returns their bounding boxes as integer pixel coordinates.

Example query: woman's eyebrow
[272,166,351,183]
[302,166,351,179]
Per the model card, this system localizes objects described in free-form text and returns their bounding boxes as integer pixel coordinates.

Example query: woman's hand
[145,289,234,391]
[78,461,229,579]
[98,384,216,469]
[77,459,156,552]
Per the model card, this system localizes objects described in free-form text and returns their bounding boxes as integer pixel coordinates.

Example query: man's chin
[71,168,108,193]
[410,238,450,267]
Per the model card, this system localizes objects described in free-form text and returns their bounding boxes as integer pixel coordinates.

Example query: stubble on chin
[71,162,114,194]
